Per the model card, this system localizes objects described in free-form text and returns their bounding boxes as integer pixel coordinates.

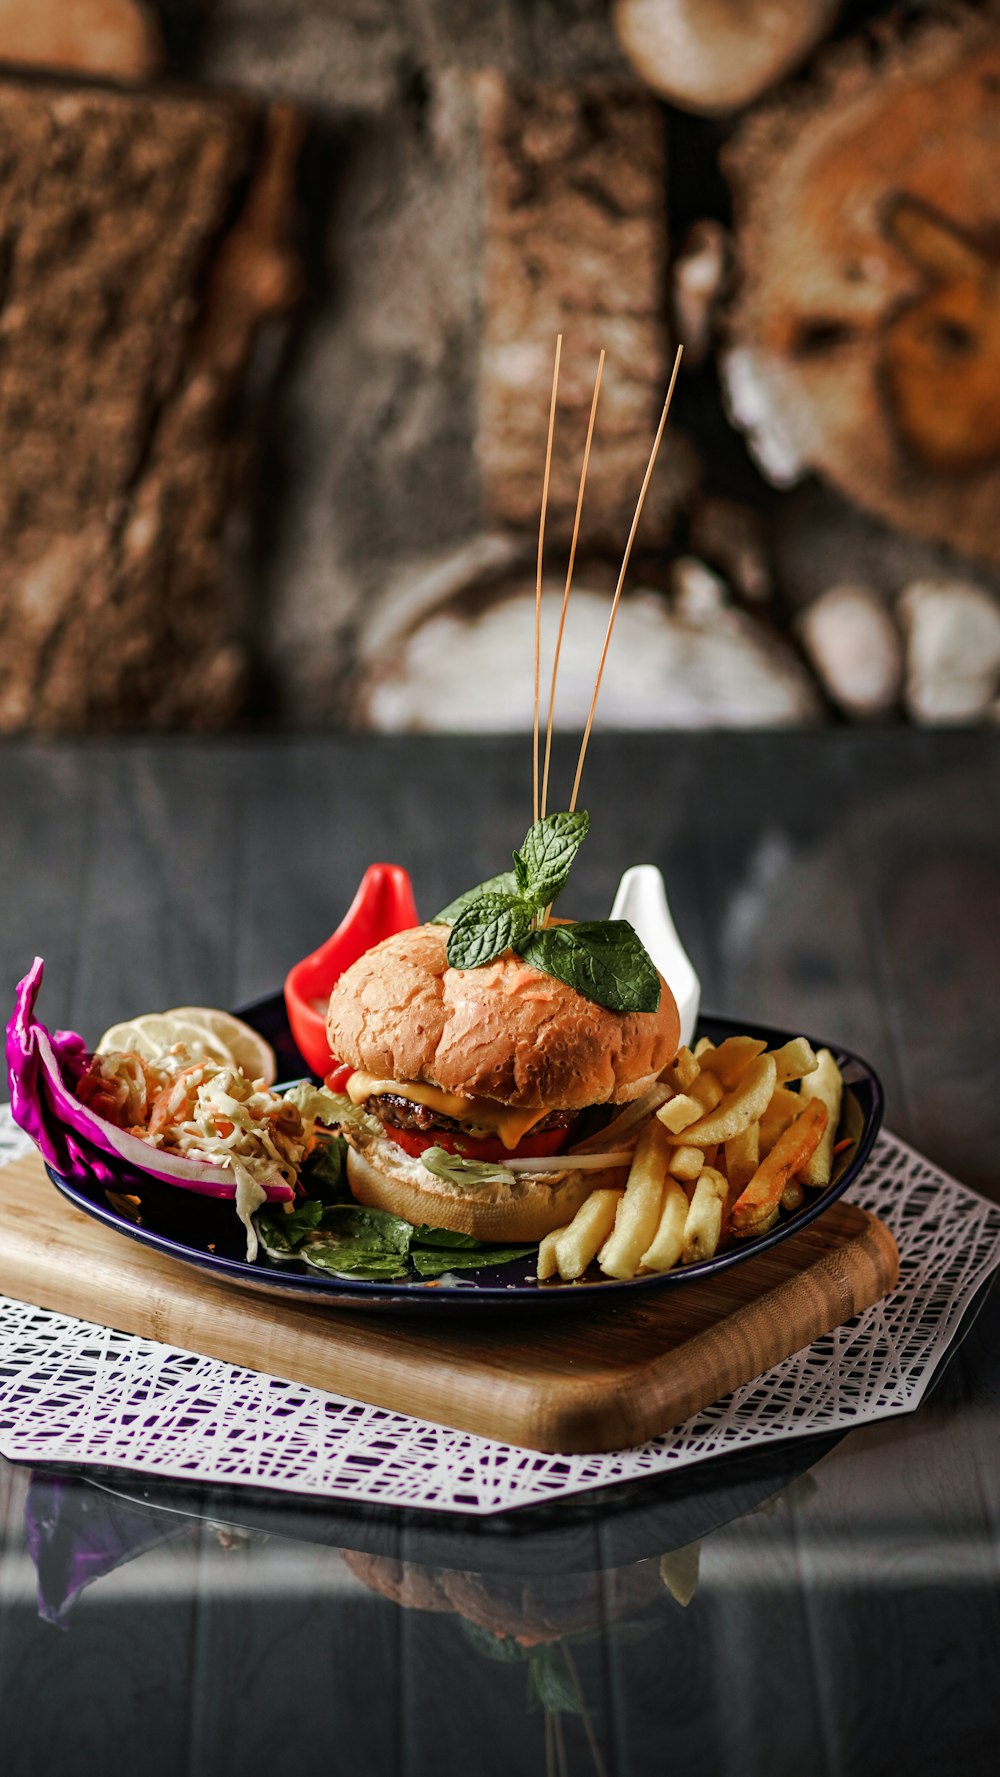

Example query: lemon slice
[165,1008,278,1085]
[96,1013,234,1067]
[96,1008,276,1085]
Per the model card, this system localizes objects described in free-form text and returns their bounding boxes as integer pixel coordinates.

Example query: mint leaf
[412,1244,535,1278]
[420,1146,515,1189]
[527,1648,586,1716]
[512,811,590,909]
[447,892,532,970]
[519,919,661,1014]
[432,871,519,925]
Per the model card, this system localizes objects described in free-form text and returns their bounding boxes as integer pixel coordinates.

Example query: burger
[324,922,680,1242]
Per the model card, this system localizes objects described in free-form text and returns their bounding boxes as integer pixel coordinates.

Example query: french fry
[537,1224,570,1281]
[658,1093,704,1135]
[639,1174,689,1272]
[758,1085,802,1156]
[681,1166,728,1264]
[668,1144,705,1182]
[797,1048,844,1189]
[659,1054,777,1147]
[730,1100,829,1236]
[598,1119,671,1280]
[724,1121,760,1192]
[553,1189,623,1281]
[700,1035,766,1089]
[693,1036,715,1060]
[781,1178,805,1213]
[665,1046,700,1092]
[771,1036,819,1085]
[690,1070,724,1113]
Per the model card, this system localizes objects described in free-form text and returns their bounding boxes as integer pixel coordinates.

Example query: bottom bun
[345,1142,630,1244]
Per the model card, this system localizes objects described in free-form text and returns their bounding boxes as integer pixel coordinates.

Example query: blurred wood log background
[0,75,300,732]
[0,1,998,733]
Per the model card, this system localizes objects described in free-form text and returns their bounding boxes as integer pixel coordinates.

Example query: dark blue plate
[46,997,883,1313]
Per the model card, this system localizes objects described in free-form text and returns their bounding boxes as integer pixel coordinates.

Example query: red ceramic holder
[284,863,419,1077]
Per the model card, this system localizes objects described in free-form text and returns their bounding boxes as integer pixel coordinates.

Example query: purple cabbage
[6,959,292,1201]
[25,1474,194,1625]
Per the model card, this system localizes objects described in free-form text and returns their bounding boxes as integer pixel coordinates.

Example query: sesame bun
[326,923,680,1109]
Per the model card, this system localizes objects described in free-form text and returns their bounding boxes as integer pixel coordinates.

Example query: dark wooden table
[1,731,998,1776]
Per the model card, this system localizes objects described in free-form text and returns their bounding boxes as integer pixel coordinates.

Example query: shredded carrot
[832,1137,854,1154]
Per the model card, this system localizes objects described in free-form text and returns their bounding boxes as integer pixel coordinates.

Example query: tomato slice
[385,1122,572,1164]
[325,1063,354,1093]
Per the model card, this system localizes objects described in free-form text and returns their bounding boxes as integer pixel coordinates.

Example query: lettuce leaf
[420,1146,515,1190]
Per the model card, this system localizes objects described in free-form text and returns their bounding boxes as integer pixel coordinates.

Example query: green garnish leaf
[512,810,590,909]
[432,871,519,926]
[295,1204,415,1279]
[317,1204,414,1251]
[519,919,661,1015]
[420,1146,515,1189]
[299,1133,349,1202]
[447,892,532,970]
[431,810,662,1013]
[411,1225,482,1249]
[412,1244,535,1278]
[255,1196,324,1258]
[301,1238,410,1280]
[527,1647,587,1716]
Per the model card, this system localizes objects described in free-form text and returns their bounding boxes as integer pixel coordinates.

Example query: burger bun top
[326,923,680,1108]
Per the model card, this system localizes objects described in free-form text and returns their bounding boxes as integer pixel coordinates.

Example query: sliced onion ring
[503,1148,635,1175]
[568,1086,671,1154]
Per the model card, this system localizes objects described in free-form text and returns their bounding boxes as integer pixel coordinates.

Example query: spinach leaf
[255,1197,324,1257]
[293,1205,415,1279]
[301,1237,411,1280]
[411,1225,482,1249]
[412,1244,535,1278]
[318,1204,414,1251]
[300,1134,349,1202]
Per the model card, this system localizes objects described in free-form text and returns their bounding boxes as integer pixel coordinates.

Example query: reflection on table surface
[1,732,998,1774]
[0,1256,997,1777]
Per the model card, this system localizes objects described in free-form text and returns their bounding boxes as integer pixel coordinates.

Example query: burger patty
[370,1093,577,1138]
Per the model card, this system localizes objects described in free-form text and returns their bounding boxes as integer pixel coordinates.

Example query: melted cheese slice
[346,1072,547,1150]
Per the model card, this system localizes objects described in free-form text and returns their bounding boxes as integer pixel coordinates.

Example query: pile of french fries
[538,1034,845,1284]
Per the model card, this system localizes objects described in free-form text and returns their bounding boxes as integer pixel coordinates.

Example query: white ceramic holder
[610,864,701,1046]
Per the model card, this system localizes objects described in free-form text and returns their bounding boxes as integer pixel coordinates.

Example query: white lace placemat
[0,1106,997,1515]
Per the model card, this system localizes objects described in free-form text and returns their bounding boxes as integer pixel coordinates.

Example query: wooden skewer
[569,344,683,813]
[540,347,605,822]
[533,333,563,827]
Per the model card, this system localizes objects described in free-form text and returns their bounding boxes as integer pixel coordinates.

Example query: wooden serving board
[0,1154,899,1455]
